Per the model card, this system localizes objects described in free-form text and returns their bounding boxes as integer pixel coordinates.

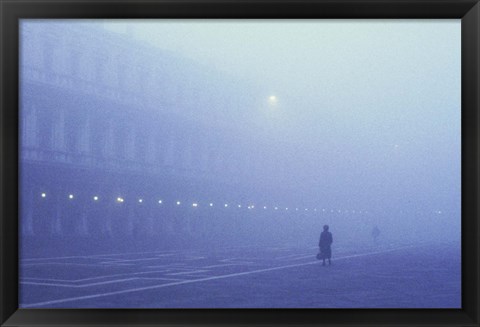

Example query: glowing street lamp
[268,95,278,106]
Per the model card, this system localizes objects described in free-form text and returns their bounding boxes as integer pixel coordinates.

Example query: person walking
[319,225,333,266]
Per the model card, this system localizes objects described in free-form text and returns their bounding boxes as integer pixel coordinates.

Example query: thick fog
[20,20,460,256]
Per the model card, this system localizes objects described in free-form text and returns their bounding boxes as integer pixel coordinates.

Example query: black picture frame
[1,0,479,326]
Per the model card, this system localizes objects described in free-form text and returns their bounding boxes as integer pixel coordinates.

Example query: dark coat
[319,231,333,259]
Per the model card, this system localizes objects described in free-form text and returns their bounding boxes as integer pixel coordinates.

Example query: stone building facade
[19,22,305,245]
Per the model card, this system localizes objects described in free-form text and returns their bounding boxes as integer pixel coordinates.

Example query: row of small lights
[39,192,369,214]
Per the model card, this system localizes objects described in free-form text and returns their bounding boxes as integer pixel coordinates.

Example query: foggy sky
[111,20,461,215]
[21,19,461,244]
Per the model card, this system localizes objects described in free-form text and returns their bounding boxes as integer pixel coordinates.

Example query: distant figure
[371,226,380,245]
[319,225,333,266]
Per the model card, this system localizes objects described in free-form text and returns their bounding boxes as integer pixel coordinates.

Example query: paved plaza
[20,242,460,308]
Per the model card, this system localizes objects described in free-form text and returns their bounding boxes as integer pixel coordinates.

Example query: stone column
[164,207,174,235]
[126,205,135,236]
[21,187,35,236]
[77,209,89,236]
[164,137,175,169]
[145,130,157,165]
[183,142,192,172]
[185,211,193,236]
[53,107,66,161]
[52,192,63,236]
[104,120,115,158]
[104,200,114,237]
[23,104,38,148]
[125,126,136,162]
[23,104,39,161]
[145,206,155,237]
[78,115,91,162]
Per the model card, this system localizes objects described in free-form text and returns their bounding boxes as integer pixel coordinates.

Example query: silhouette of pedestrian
[319,225,333,266]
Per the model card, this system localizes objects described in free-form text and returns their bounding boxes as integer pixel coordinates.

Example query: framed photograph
[1,0,479,326]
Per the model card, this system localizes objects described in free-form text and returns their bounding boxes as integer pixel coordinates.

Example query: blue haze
[19,20,460,308]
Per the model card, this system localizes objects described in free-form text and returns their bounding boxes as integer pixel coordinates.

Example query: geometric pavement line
[20,269,181,284]
[21,244,418,308]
